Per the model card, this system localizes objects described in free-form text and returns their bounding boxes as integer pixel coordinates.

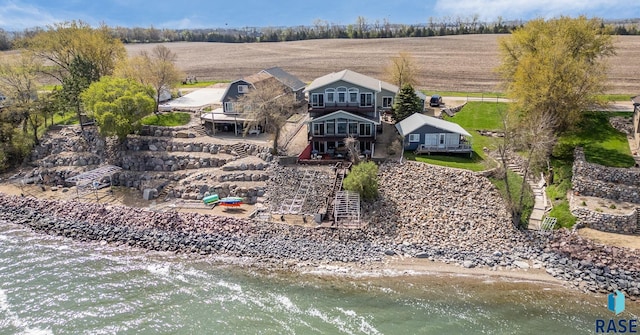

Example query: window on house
[311,93,324,107]
[325,88,335,103]
[360,93,373,107]
[337,119,347,135]
[224,101,234,113]
[326,121,335,135]
[382,96,393,108]
[313,123,325,136]
[337,87,347,103]
[359,123,372,136]
[348,88,359,103]
[238,85,249,93]
[348,122,358,135]
[409,134,420,142]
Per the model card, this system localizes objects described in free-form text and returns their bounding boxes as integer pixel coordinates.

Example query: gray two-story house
[304,69,399,157]
[202,67,305,135]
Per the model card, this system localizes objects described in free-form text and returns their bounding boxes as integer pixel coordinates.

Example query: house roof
[243,72,273,84]
[261,67,306,91]
[395,113,472,137]
[632,95,640,105]
[310,110,380,125]
[158,88,226,111]
[304,69,399,94]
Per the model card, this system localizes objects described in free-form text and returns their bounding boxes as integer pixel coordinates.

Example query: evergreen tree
[392,84,422,122]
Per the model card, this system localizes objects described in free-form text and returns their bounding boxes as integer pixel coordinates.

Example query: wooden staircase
[278,170,317,214]
[325,163,348,222]
[503,153,548,230]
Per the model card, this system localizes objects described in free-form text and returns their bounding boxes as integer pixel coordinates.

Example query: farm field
[124,34,640,94]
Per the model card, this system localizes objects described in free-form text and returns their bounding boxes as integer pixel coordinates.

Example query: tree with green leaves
[343,161,379,201]
[498,16,615,131]
[384,51,419,88]
[115,45,183,112]
[0,53,40,133]
[62,56,101,130]
[21,20,125,83]
[392,83,422,122]
[81,76,155,141]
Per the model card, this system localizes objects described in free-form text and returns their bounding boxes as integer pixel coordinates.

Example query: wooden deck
[414,144,472,156]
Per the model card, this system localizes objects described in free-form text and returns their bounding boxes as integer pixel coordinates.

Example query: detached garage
[395,113,473,156]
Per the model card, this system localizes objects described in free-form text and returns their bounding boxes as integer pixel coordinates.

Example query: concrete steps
[229,143,248,158]
[157,183,175,201]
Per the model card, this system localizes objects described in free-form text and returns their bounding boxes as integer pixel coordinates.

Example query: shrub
[343,161,379,201]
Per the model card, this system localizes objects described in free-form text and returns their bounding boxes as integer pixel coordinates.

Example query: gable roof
[311,110,380,125]
[395,113,472,137]
[261,67,306,91]
[243,72,273,84]
[304,69,399,93]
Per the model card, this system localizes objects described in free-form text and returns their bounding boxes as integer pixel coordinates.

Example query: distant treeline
[1,16,639,50]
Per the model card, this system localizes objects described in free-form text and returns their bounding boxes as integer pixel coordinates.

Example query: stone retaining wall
[139,125,195,138]
[572,147,640,202]
[571,206,638,235]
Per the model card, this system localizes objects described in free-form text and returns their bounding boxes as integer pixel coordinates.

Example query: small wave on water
[0,288,53,335]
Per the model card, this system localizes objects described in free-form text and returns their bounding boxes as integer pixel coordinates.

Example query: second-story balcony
[309,102,376,116]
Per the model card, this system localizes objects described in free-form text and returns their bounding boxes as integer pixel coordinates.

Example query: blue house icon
[608,290,625,315]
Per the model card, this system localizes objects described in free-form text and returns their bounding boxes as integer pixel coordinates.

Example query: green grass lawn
[404,101,508,171]
[141,112,191,126]
[403,151,490,172]
[545,111,634,228]
[557,112,634,168]
[177,80,230,89]
[489,170,534,227]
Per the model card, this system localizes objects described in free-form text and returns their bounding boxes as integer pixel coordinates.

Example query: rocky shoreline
[1,162,639,299]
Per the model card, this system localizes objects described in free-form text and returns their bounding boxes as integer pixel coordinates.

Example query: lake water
[1,221,637,335]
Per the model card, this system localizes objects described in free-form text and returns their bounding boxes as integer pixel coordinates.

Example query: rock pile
[0,193,383,264]
[364,161,542,268]
[543,229,640,297]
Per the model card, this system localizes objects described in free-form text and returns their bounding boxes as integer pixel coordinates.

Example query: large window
[326,121,335,135]
[360,93,373,107]
[382,96,393,108]
[409,134,420,142]
[359,123,372,136]
[348,122,358,135]
[348,88,359,103]
[337,87,347,103]
[336,119,347,135]
[313,123,325,136]
[311,93,324,107]
[325,88,335,103]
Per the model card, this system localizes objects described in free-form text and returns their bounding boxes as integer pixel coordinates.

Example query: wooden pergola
[65,165,122,200]
[333,190,361,228]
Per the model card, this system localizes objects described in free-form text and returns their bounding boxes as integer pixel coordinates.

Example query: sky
[0,0,639,31]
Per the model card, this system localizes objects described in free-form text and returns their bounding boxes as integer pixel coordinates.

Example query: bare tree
[235,80,296,154]
[116,45,183,112]
[344,135,361,164]
[497,108,557,228]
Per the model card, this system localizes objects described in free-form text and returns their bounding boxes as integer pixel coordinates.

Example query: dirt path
[577,228,640,250]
